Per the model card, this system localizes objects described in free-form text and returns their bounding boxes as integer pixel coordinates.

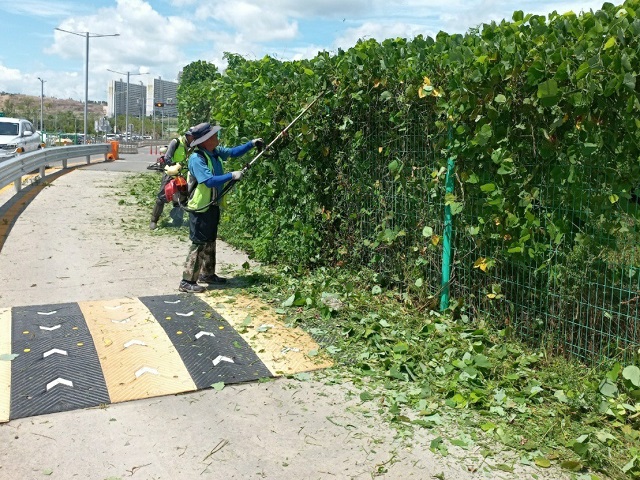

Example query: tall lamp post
[37,77,46,133]
[140,80,145,138]
[55,28,119,144]
[107,69,147,141]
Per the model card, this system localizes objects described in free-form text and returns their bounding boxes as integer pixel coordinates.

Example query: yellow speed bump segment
[0,308,12,423]
[202,294,333,376]
[78,298,196,403]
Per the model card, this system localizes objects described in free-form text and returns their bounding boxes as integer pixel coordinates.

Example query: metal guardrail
[0,144,110,193]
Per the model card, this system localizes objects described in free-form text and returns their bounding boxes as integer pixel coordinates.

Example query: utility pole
[56,28,119,144]
[37,77,46,133]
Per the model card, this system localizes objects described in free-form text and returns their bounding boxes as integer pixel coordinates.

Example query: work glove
[231,170,244,181]
[252,138,265,151]
[164,164,181,177]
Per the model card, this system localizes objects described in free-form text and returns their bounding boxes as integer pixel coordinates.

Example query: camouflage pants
[182,242,216,282]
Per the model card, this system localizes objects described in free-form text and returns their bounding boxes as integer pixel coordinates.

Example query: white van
[0,117,43,160]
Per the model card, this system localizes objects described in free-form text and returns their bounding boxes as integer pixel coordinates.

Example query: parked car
[0,118,43,160]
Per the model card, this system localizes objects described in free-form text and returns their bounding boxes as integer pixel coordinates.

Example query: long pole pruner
[241,90,326,174]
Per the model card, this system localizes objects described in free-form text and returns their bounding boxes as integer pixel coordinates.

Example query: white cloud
[334,21,432,50]
[215,2,299,42]
[42,0,202,99]
[0,0,76,17]
[0,64,22,90]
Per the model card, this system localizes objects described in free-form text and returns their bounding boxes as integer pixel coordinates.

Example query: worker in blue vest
[179,122,263,293]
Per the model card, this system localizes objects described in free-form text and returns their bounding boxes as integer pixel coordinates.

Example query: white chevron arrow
[135,367,159,378]
[195,331,215,340]
[176,311,194,317]
[39,325,61,331]
[37,310,57,316]
[164,300,181,304]
[124,340,147,349]
[46,378,73,391]
[43,348,68,358]
[112,316,132,324]
[212,355,234,367]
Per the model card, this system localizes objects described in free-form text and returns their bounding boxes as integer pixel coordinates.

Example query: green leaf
[0,353,18,361]
[414,278,424,287]
[535,457,551,468]
[480,183,496,193]
[388,160,399,172]
[560,460,583,472]
[282,293,296,307]
[449,202,463,215]
[622,456,638,473]
[360,391,374,401]
[474,124,493,146]
[624,72,636,91]
[292,372,311,381]
[537,79,558,98]
[554,390,569,403]
[211,382,225,391]
[480,422,497,432]
[372,285,382,295]
[599,378,618,398]
[303,68,314,76]
[603,36,616,50]
[380,91,393,101]
[575,62,591,79]
[494,94,507,103]
[466,173,479,184]
[623,365,640,387]
[494,464,514,473]
[422,226,433,237]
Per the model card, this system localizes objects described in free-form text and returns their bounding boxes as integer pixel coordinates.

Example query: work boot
[198,274,227,284]
[149,221,157,230]
[179,280,206,293]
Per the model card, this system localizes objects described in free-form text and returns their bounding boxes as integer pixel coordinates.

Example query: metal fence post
[440,127,455,311]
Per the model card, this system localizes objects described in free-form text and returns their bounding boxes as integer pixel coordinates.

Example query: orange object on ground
[109,141,120,160]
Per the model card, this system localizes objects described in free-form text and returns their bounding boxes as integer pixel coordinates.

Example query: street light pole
[37,77,46,133]
[140,80,145,137]
[55,28,119,144]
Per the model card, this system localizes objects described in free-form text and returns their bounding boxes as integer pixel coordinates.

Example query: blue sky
[0,0,607,102]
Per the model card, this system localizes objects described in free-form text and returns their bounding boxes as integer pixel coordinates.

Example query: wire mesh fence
[333,101,639,365]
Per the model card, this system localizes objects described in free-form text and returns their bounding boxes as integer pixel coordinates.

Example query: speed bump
[0,294,332,422]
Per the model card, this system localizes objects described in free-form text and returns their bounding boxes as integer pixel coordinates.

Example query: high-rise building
[106,76,179,137]
[148,77,178,117]
[107,80,147,117]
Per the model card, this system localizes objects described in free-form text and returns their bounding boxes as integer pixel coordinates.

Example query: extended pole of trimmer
[215,91,326,203]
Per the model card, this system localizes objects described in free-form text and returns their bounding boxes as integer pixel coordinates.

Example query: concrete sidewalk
[0,154,548,479]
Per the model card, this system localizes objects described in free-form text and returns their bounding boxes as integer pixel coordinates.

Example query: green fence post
[440,129,455,311]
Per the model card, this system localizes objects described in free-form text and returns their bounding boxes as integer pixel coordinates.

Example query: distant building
[106,77,178,137]
[107,80,146,117]
[149,77,178,117]
[106,77,178,118]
